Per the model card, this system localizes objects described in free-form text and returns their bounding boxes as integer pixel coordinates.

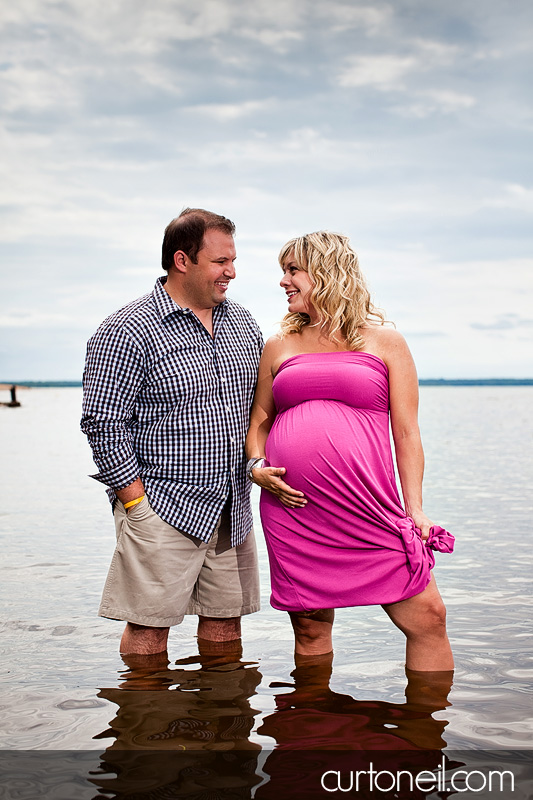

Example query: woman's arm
[246,337,307,508]
[383,330,433,540]
[246,337,277,462]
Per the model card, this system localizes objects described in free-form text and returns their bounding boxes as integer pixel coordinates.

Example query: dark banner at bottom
[0,749,531,800]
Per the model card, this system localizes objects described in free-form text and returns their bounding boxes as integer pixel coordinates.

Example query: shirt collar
[152,276,229,321]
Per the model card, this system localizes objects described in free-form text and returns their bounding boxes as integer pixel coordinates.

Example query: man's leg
[188,512,260,638]
[119,615,241,656]
[120,623,170,655]
[197,616,241,642]
[101,498,258,654]
[100,498,214,654]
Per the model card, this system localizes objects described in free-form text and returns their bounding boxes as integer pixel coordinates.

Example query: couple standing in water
[82,208,454,677]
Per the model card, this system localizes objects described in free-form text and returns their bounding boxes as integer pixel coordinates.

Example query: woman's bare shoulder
[262,333,285,356]
[260,334,287,373]
[361,324,408,356]
[262,332,306,376]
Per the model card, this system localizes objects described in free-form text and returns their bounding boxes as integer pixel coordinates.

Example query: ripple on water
[0,690,115,749]
[0,752,101,800]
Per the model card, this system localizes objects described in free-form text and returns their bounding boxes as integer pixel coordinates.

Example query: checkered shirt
[81,277,263,545]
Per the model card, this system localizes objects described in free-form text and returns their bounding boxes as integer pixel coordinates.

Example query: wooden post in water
[0,385,21,407]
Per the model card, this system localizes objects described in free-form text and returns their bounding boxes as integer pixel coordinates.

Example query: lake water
[1,387,532,797]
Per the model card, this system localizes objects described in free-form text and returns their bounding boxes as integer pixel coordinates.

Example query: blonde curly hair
[279,230,387,349]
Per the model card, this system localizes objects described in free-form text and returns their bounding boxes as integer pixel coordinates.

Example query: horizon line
[2,379,533,388]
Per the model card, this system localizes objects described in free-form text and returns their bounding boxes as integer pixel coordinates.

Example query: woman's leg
[289,609,335,656]
[382,575,454,671]
[391,668,454,749]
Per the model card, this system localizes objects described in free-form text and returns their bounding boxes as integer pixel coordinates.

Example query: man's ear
[173,250,188,274]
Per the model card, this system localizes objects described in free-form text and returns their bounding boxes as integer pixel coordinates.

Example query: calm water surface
[0,387,532,793]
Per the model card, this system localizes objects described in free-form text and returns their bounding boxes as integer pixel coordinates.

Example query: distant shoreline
[419,378,533,386]
[1,379,533,389]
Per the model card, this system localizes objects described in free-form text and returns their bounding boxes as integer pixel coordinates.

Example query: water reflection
[88,646,457,798]
[90,639,262,797]
[259,654,453,750]
[256,655,458,800]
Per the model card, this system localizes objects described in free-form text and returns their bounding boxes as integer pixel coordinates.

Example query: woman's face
[280,257,314,315]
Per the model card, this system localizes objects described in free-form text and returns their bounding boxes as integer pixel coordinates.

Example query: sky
[1,0,532,380]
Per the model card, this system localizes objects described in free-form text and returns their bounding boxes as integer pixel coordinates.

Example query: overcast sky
[1,0,532,380]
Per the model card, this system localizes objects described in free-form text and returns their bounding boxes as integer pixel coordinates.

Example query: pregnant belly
[265,400,393,494]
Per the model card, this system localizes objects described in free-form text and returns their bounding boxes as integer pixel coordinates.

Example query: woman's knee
[291,615,319,642]
[408,596,447,637]
[289,610,334,644]
[385,592,448,638]
[423,596,447,628]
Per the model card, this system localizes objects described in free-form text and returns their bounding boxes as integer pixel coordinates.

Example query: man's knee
[197,616,241,642]
[120,622,169,655]
[127,623,169,633]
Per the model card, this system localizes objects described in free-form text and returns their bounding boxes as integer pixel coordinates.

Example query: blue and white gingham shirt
[81,277,263,546]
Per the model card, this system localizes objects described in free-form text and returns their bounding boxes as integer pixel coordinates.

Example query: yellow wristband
[123,495,145,509]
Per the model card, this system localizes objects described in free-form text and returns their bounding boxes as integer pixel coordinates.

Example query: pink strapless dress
[259,352,454,612]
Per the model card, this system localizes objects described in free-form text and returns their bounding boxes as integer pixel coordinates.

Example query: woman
[246,231,454,672]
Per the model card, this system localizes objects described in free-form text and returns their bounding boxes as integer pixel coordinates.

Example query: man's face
[184,229,236,309]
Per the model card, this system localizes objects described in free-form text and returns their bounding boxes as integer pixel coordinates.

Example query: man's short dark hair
[161,208,236,271]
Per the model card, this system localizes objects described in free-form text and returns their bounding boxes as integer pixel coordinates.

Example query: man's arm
[115,477,146,506]
[81,323,145,500]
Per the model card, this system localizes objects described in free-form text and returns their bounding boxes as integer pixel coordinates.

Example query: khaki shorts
[98,496,260,627]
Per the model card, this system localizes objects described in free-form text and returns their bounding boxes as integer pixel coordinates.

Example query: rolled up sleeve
[81,323,144,491]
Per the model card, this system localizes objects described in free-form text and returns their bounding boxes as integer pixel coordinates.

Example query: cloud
[338,54,417,90]
[8,0,235,52]
[189,127,371,167]
[1,63,82,113]
[0,310,77,328]
[319,3,392,35]
[393,89,477,118]
[412,38,459,62]
[184,99,275,121]
[238,28,303,52]
[0,0,532,379]
[334,34,481,119]
[471,314,533,331]
[403,331,448,338]
[483,184,533,214]
[335,34,463,93]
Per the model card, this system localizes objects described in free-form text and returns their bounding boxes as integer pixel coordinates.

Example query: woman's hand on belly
[251,466,307,508]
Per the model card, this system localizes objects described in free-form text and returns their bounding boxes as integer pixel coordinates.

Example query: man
[81,208,262,655]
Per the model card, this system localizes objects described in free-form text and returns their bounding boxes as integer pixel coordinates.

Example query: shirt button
[225,406,231,412]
